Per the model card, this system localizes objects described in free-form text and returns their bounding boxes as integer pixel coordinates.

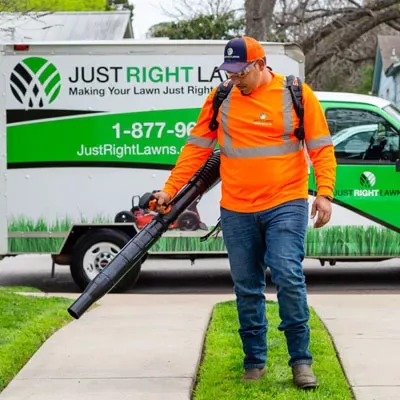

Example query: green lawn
[193,300,353,400]
[0,287,73,392]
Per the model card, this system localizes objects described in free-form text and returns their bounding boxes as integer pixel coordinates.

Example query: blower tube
[68,150,221,319]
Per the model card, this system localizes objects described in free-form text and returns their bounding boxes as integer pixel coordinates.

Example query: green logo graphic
[10,57,61,108]
[360,171,376,188]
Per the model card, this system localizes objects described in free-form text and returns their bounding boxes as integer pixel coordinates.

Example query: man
[153,36,336,389]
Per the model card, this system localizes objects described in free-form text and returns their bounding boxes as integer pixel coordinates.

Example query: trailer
[0,39,305,291]
[1,39,398,292]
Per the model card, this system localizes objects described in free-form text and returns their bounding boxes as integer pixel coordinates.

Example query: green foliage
[315,63,375,94]
[353,64,374,94]
[320,73,342,93]
[148,12,245,40]
[4,0,108,11]
[106,0,133,13]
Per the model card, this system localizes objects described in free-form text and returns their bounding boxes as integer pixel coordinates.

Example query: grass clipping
[0,288,73,392]
[193,300,353,400]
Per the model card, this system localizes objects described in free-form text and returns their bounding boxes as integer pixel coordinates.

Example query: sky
[130,0,243,39]
[130,0,174,39]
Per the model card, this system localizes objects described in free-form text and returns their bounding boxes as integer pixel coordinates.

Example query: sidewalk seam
[312,307,357,400]
[189,304,215,400]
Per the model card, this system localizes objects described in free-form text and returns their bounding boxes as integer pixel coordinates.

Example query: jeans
[220,199,312,369]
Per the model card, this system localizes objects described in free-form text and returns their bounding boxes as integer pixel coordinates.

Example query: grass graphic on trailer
[7,217,400,256]
[10,57,61,108]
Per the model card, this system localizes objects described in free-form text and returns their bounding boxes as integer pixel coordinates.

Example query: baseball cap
[218,36,266,73]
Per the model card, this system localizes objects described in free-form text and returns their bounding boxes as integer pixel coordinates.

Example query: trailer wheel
[114,210,135,223]
[177,211,200,231]
[70,228,141,292]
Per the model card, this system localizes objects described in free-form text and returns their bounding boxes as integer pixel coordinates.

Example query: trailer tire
[177,211,200,231]
[70,228,141,293]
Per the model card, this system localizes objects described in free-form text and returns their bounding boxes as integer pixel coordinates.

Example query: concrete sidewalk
[0,294,233,400]
[0,293,399,399]
[308,294,400,400]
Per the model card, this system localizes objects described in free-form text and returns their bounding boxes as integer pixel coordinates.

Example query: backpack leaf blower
[67,149,221,319]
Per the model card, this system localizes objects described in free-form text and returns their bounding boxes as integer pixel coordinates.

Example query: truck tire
[70,228,141,292]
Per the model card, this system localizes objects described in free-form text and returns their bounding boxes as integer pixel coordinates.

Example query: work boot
[240,367,266,382]
[292,364,318,389]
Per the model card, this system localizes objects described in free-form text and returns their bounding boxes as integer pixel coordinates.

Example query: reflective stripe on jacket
[162,72,336,213]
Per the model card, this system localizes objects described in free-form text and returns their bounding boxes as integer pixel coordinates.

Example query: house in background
[372,35,400,108]
[0,11,134,42]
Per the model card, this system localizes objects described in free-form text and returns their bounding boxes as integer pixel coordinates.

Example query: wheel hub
[82,242,121,280]
[95,253,112,271]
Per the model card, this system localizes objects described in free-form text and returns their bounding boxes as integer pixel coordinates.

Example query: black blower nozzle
[67,150,221,319]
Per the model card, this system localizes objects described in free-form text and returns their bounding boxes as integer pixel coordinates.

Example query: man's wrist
[317,187,334,201]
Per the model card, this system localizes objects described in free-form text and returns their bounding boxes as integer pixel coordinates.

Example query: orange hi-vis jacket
[162,72,337,213]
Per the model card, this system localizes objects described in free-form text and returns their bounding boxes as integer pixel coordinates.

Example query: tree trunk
[244,0,277,40]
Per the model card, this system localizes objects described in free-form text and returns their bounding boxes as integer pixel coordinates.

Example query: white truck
[0,39,306,291]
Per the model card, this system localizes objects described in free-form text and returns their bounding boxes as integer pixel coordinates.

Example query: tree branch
[159,0,235,20]
[305,6,400,75]
[303,7,359,14]
[386,20,400,31]
[275,7,361,31]
[347,0,362,8]
[340,54,375,63]
[300,0,399,53]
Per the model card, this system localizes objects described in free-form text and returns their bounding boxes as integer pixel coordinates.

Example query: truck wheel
[177,211,200,231]
[70,228,141,292]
